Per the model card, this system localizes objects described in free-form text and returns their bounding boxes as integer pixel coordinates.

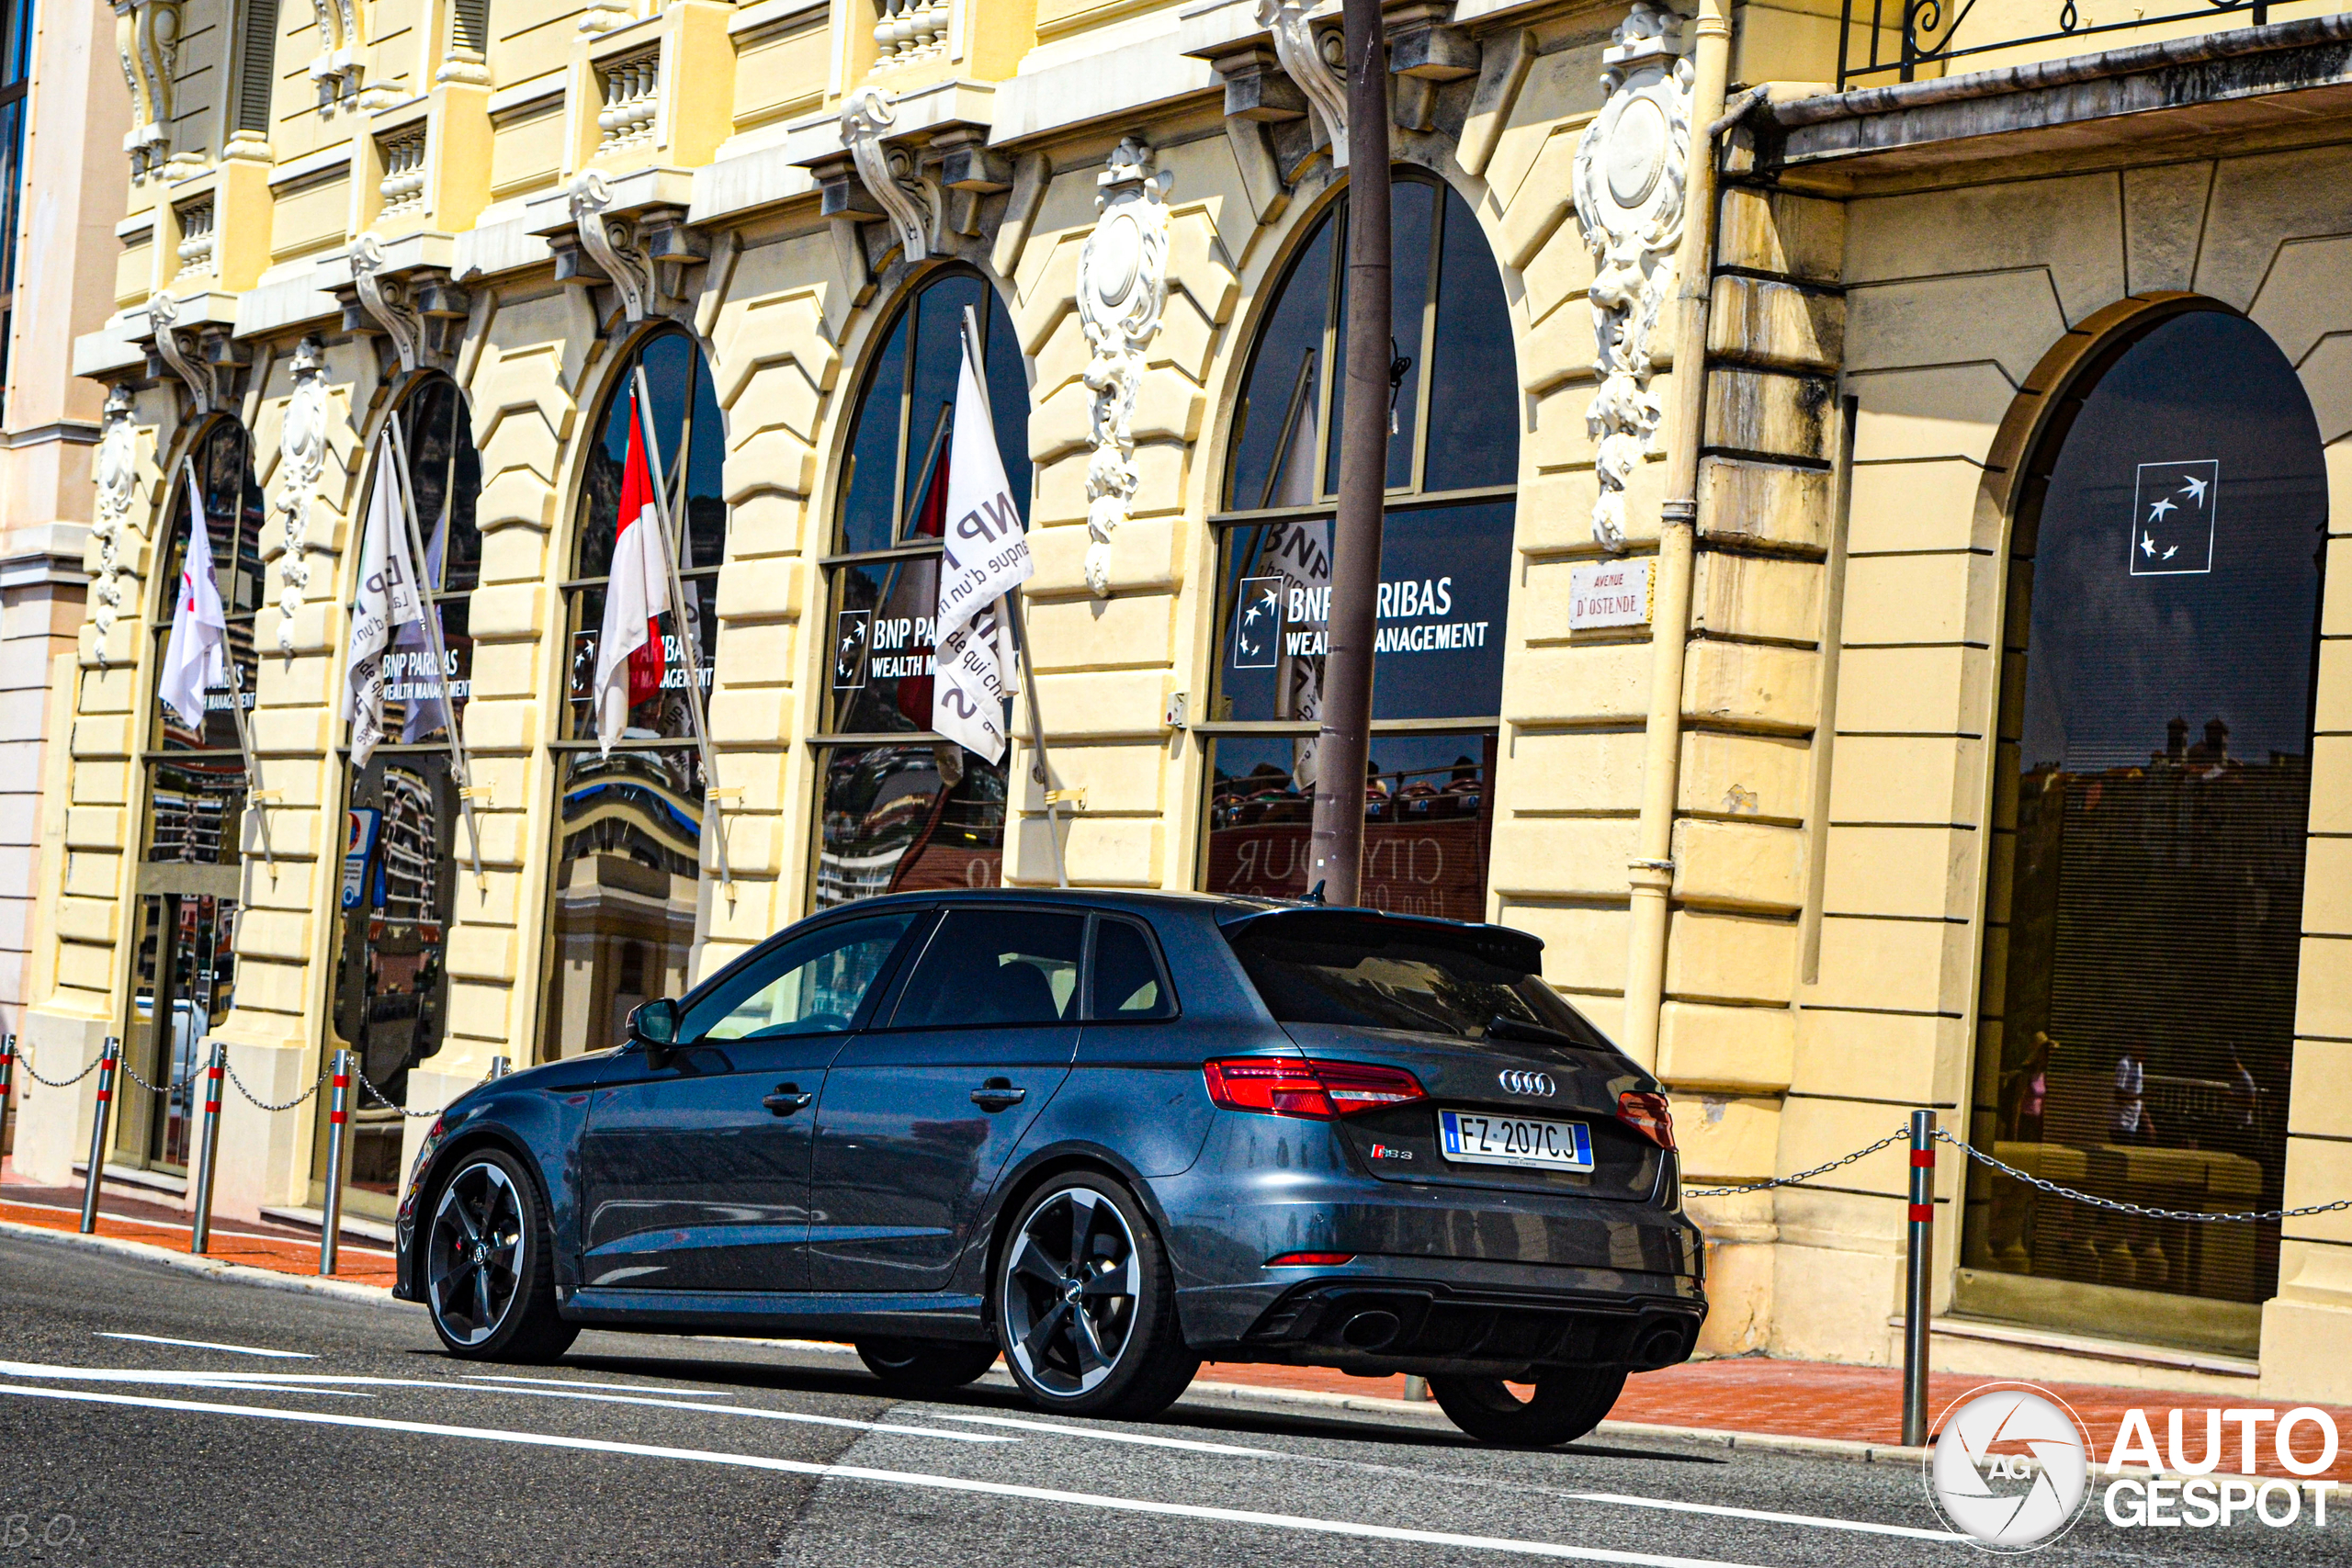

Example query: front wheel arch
[979,1150,1168,1337]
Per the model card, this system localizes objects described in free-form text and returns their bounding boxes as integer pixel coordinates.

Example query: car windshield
[1228,915,1613,1049]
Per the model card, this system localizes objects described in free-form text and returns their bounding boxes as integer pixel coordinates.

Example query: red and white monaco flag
[931,332,1031,763]
[593,385,671,755]
[156,465,230,733]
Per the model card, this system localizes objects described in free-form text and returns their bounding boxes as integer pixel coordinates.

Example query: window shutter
[235,0,281,135]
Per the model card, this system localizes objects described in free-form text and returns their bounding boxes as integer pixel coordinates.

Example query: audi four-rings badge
[1498,1069,1555,1097]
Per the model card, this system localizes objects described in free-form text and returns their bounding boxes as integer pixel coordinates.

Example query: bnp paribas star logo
[1925,1384,2094,1551]
[2130,458,2218,576]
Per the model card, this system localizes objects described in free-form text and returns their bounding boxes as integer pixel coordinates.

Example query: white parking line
[925,1411,1281,1458]
[1559,1493,1961,1543]
[0,1382,1780,1568]
[97,1332,316,1359]
[465,1374,736,1397]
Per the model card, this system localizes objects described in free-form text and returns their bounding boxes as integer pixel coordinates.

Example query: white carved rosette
[91,386,141,663]
[1571,1,1692,551]
[1077,137,1172,598]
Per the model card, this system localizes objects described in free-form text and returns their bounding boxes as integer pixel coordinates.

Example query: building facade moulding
[805,87,1009,301]
[1254,0,1349,167]
[533,169,708,326]
[272,337,333,654]
[143,291,252,419]
[114,0,197,183]
[1077,137,1173,598]
[337,232,471,374]
[1571,0,1691,551]
[90,386,143,665]
[840,85,940,265]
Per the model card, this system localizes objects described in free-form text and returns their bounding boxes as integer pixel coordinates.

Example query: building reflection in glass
[545,747,707,1057]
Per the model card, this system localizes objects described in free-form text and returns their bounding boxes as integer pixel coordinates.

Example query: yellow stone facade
[18,0,2352,1403]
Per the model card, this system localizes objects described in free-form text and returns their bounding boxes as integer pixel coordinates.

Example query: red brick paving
[9,1168,2347,1479]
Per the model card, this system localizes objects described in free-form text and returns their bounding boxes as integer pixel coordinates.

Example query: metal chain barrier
[221,1059,330,1113]
[9,1052,103,1089]
[1683,1127,1912,1197]
[351,1062,486,1120]
[116,1057,190,1097]
[1933,1126,2352,1224]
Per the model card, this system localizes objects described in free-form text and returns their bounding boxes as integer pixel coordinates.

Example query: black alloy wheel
[996,1175,1197,1419]
[1427,1366,1628,1447]
[424,1148,577,1363]
[856,1338,1001,1393]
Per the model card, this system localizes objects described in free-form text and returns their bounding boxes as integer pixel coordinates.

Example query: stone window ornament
[1255,0,1348,167]
[1077,137,1171,597]
[115,0,184,182]
[273,336,331,654]
[91,386,142,664]
[840,85,935,265]
[1571,0,1691,551]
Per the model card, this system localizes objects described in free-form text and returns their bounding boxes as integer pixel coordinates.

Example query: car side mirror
[628,998,681,1063]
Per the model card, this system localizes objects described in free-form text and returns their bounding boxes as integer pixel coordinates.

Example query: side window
[893,909,1084,1028]
[1091,919,1176,1021]
[684,915,915,1042]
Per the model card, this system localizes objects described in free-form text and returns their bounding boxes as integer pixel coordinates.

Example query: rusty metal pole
[1304,0,1392,908]
[78,1038,120,1234]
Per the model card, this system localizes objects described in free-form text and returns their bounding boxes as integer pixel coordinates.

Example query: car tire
[1428,1367,1628,1447]
[856,1338,1001,1393]
[423,1146,578,1364]
[994,1174,1198,1420]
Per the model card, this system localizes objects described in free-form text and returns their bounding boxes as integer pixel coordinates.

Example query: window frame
[882,903,1090,1032]
[1084,913,1181,1024]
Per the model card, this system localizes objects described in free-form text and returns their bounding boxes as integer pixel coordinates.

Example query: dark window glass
[682,914,915,1042]
[814,742,1004,908]
[1213,500,1510,723]
[1226,220,1333,513]
[1204,732,1494,920]
[151,418,266,750]
[543,747,707,1057]
[817,270,1027,908]
[1228,915,1607,1049]
[126,890,238,1169]
[1423,194,1517,492]
[893,909,1084,1028]
[401,378,483,593]
[1091,919,1174,1020]
[1966,309,2325,1336]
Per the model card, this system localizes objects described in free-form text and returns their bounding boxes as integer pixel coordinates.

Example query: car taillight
[1203,1056,1426,1120]
[1618,1090,1675,1149]
[1267,1251,1356,1267]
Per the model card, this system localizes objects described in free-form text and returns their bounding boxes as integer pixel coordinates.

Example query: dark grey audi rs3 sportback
[393,891,1706,1446]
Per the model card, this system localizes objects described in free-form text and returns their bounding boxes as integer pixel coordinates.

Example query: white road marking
[96,1332,316,1359]
[464,1374,734,1397]
[926,1411,1280,1458]
[1560,1492,1962,1543]
[0,1382,1781,1568]
[0,1359,1001,1443]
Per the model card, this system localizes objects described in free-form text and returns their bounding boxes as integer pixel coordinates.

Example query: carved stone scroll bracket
[272,336,331,654]
[1077,136,1173,599]
[553,175,707,327]
[90,384,141,665]
[347,235,424,371]
[143,291,248,417]
[338,237,472,375]
[1570,0,1692,552]
[1255,0,1347,170]
[568,172,656,323]
[840,85,936,265]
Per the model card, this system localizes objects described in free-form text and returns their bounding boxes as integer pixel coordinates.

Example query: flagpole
[183,457,274,873]
[629,364,734,898]
[382,418,488,894]
[957,305,1068,888]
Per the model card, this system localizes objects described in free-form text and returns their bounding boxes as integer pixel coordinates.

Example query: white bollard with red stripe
[319,1049,355,1276]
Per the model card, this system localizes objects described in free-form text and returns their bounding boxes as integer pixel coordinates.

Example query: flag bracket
[1044,787,1085,810]
[382,419,491,896]
[629,364,736,904]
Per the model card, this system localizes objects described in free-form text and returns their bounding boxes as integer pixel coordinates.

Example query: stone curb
[0,1217,409,1311]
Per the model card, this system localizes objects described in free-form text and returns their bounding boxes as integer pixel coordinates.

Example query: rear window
[1228,915,1611,1049]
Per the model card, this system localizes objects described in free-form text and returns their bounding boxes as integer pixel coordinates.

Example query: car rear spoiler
[1214,904,1545,973]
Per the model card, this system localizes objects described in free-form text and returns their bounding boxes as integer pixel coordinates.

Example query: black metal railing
[1838,0,2271,88]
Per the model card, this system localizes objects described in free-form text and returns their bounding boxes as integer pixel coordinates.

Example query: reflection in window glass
[126,891,237,1169]
[152,418,266,752]
[687,916,915,1042]
[815,743,1004,908]
[545,748,707,1057]
[1091,920,1174,1020]
[1204,733,1495,921]
[1966,310,2326,1343]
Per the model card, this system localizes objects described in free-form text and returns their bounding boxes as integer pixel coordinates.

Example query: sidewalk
[8,1165,2346,1482]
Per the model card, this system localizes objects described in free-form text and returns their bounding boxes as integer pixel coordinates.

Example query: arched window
[327,377,481,1204]
[540,329,726,1059]
[811,268,1028,908]
[1204,172,1516,919]
[1962,307,2326,1349]
[123,416,266,1175]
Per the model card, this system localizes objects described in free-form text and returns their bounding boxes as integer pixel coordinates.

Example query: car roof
[808,887,1541,953]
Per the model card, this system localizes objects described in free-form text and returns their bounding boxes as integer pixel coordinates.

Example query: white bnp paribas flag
[931,331,1032,763]
[340,434,425,767]
[156,465,230,732]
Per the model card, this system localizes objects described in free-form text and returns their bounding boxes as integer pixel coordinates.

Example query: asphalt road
[0,1233,2335,1567]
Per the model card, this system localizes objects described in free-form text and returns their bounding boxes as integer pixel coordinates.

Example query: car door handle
[763,1086,814,1116]
[970,1079,1026,1111]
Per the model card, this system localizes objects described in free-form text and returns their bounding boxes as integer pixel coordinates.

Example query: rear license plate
[1437,1110,1593,1172]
